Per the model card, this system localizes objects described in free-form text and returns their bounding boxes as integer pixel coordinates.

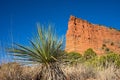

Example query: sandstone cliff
[65,16,120,55]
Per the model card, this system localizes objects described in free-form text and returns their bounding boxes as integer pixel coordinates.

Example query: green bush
[83,48,97,60]
[106,53,119,62]
[106,52,120,67]
[105,48,110,52]
[81,50,120,68]
[96,52,120,68]
[98,56,107,67]
[67,52,82,59]
[84,56,99,67]
[63,52,83,65]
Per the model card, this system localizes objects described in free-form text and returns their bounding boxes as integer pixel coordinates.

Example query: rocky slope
[65,16,120,55]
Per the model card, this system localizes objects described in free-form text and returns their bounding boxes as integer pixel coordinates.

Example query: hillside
[65,16,120,55]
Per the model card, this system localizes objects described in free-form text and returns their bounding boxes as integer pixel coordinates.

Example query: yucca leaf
[7,25,64,65]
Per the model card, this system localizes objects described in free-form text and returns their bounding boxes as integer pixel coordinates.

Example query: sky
[0,0,120,63]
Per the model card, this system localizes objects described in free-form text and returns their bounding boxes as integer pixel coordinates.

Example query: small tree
[84,48,97,60]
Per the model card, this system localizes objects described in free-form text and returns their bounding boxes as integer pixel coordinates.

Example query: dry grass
[62,64,97,80]
[0,62,120,80]
[96,65,120,80]
[0,62,41,80]
[0,62,23,80]
[62,64,120,80]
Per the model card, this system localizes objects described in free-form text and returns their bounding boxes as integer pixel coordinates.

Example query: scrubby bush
[105,52,120,67]
[94,52,120,68]
[106,52,119,62]
[63,52,83,65]
[98,56,107,67]
[84,56,99,67]
[83,50,120,68]
[67,52,82,59]
[105,48,110,52]
[83,48,97,60]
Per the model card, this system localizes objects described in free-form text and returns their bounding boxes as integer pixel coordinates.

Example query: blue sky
[0,0,120,62]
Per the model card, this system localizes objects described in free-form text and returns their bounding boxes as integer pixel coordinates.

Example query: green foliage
[7,25,64,65]
[7,25,67,80]
[63,52,83,65]
[105,48,110,52]
[83,49,120,68]
[84,53,120,68]
[109,27,120,31]
[84,48,97,60]
[88,52,120,68]
[84,56,99,67]
[67,52,82,59]
[105,52,120,67]
[106,52,119,62]
[98,56,107,67]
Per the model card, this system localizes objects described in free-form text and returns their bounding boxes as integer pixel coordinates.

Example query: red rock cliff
[65,16,120,55]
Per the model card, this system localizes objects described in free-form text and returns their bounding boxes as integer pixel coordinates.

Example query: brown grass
[0,62,120,80]
[63,64,120,80]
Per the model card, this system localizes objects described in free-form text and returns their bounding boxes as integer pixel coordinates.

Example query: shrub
[84,56,100,67]
[63,52,83,65]
[7,25,66,80]
[111,42,114,46]
[105,48,110,52]
[98,52,120,68]
[83,48,97,60]
[98,56,108,67]
[102,44,106,47]
[67,52,82,59]
[106,52,120,67]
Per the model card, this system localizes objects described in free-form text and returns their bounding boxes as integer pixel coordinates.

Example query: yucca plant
[7,25,66,80]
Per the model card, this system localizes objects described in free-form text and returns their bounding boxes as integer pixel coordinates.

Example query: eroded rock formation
[65,16,120,55]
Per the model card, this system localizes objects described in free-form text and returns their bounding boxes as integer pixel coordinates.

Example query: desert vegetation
[0,25,120,80]
[1,52,120,80]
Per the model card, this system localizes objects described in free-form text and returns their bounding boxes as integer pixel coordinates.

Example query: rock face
[65,16,120,55]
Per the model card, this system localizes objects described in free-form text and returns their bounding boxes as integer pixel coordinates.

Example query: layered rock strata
[65,16,120,55]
